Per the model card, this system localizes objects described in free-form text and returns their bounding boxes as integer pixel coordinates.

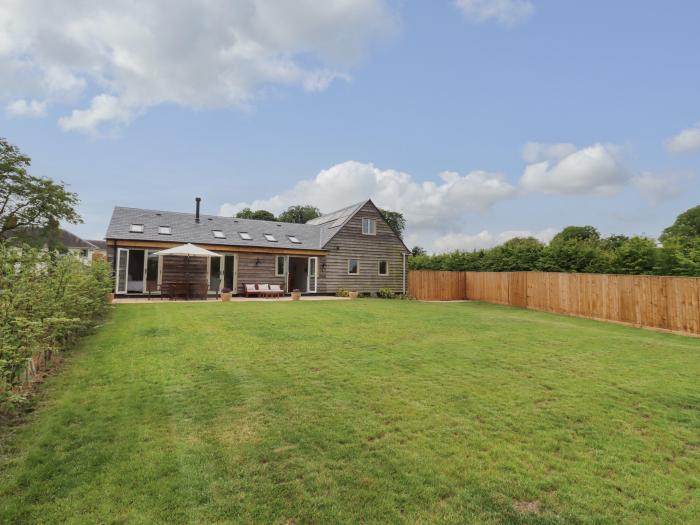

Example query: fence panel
[408,270,700,336]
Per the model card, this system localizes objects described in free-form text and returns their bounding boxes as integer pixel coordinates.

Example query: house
[104,198,411,296]
[2,228,107,264]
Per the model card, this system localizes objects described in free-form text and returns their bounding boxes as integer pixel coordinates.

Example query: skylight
[239,232,252,240]
[212,230,225,239]
[264,234,277,242]
[158,226,171,235]
[129,224,144,233]
[288,235,301,244]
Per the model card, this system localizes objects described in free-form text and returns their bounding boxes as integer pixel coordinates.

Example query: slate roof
[307,200,369,246]
[106,207,325,250]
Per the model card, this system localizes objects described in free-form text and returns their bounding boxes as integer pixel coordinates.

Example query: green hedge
[0,244,112,409]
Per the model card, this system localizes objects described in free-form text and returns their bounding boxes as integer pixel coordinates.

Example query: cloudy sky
[2,0,699,252]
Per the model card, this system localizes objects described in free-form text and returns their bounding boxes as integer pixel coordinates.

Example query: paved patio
[113,295,351,304]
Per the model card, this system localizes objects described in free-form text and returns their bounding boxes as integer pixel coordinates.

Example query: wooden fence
[408,271,700,336]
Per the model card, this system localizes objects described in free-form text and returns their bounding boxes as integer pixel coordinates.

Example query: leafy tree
[482,237,546,271]
[411,246,427,256]
[550,225,600,245]
[0,138,81,240]
[277,205,321,224]
[235,207,276,221]
[610,236,658,275]
[379,209,406,239]
[660,205,700,244]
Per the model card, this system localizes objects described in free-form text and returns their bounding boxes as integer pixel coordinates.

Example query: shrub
[0,244,113,411]
[377,287,394,299]
[336,288,349,297]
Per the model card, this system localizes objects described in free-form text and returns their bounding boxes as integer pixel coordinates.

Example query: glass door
[116,248,128,294]
[307,257,318,293]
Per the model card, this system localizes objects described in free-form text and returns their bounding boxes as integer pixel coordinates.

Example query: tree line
[409,208,700,277]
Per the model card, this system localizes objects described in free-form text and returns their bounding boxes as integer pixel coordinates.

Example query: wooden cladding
[161,255,208,286]
[409,271,700,336]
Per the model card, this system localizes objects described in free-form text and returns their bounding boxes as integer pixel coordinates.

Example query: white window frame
[158,226,171,235]
[264,233,277,242]
[378,259,389,276]
[362,218,376,235]
[348,258,360,275]
[307,257,318,293]
[129,224,144,233]
[275,255,287,277]
[212,230,225,239]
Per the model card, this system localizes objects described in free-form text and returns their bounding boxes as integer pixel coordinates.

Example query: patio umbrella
[153,243,222,298]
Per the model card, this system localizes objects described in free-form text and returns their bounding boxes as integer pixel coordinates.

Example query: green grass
[2,300,700,524]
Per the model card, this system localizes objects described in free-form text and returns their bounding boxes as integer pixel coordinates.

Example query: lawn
[1,300,699,524]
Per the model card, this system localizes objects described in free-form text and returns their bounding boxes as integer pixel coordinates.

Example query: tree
[610,236,658,275]
[411,246,427,256]
[235,208,276,221]
[0,138,81,239]
[660,205,700,244]
[379,209,406,239]
[482,237,545,271]
[550,225,600,245]
[277,205,321,224]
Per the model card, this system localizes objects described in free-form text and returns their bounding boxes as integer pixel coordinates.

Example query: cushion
[245,284,257,292]
[270,284,283,292]
[258,283,271,291]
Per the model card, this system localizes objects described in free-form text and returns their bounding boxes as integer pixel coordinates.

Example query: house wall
[317,201,408,294]
[235,252,286,294]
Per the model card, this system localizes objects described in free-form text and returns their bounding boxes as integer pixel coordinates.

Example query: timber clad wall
[236,252,287,294]
[409,271,700,336]
[318,202,407,294]
[161,255,207,286]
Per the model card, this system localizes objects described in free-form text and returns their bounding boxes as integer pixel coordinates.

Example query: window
[239,232,252,240]
[348,258,359,275]
[264,234,277,242]
[158,226,171,235]
[378,260,388,275]
[129,224,144,233]
[362,218,376,235]
[288,235,301,244]
[276,256,286,276]
[212,230,225,239]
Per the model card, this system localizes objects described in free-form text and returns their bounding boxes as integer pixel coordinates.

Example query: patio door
[116,248,129,294]
[307,256,318,293]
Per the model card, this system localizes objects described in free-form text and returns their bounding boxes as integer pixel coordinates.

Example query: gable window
[158,226,171,235]
[276,256,286,276]
[348,258,359,275]
[378,260,388,275]
[264,234,277,242]
[362,218,376,235]
[129,224,144,233]
[212,230,225,239]
[288,235,301,244]
[239,232,252,240]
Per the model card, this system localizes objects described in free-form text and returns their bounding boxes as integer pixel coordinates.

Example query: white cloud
[666,122,700,154]
[0,0,396,134]
[433,227,557,253]
[631,172,690,206]
[454,0,534,26]
[5,98,47,117]
[219,160,516,235]
[520,142,628,195]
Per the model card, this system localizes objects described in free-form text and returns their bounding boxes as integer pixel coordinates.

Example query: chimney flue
[195,197,201,223]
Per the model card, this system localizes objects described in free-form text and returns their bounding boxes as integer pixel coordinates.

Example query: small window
[378,260,388,275]
[212,230,225,239]
[362,218,376,235]
[264,234,277,242]
[129,224,144,233]
[348,258,359,275]
[288,235,301,244]
[276,256,286,276]
[158,226,171,235]
[239,232,252,240]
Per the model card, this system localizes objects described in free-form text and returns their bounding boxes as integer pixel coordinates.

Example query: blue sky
[2,0,699,252]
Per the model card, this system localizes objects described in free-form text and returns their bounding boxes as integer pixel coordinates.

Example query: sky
[1,0,699,252]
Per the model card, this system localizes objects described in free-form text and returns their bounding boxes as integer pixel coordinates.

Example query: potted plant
[348,289,359,299]
[106,292,114,304]
[291,288,302,301]
[221,287,232,302]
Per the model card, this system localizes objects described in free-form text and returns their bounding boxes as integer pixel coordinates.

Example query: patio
[112,295,350,304]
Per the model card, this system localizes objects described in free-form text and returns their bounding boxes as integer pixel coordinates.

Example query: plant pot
[348,290,359,299]
[106,292,114,304]
[291,290,301,301]
[221,292,232,302]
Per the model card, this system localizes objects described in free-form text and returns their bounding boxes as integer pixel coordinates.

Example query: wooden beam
[106,239,327,256]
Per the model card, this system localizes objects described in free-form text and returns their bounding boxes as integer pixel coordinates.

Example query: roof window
[288,235,301,244]
[158,226,171,235]
[264,234,277,242]
[130,224,144,233]
[212,230,225,239]
[239,232,252,240]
